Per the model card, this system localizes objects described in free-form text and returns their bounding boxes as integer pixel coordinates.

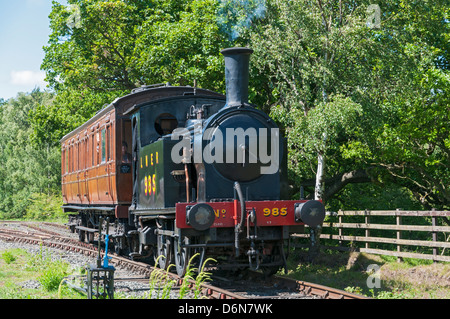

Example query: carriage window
[80,140,85,170]
[69,145,73,172]
[154,113,178,136]
[64,149,68,174]
[101,128,106,163]
[106,125,111,161]
[84,138,89,169]
[92,134,96,166]
[122,120,132,164]
[140,106,179,146]
[74,142,79,171]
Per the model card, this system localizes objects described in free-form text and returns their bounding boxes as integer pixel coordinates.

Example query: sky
[0,0,67,101]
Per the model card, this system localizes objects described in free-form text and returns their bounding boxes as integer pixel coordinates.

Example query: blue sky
[0,0,66,101]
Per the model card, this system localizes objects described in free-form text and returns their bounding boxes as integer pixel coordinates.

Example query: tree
[0,90,59,218]
[38,0,232,146]
[134,0,232,89]
[248,0,449,209]
[36,0,449,210]
[42,0,146,92]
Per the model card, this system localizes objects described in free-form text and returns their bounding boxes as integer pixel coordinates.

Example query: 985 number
[263,207,287,217]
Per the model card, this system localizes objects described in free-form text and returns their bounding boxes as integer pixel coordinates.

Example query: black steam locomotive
[63,47,325,276]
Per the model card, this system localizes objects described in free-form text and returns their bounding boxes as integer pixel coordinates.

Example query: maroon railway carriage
[61,85,224,242]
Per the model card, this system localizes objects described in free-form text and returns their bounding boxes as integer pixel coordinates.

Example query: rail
[0,222,367,299]
[292,209,450,262]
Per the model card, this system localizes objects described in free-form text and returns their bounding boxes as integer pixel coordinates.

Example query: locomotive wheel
[174,236,190,277]
[155,219,173,269]
[260,243,286,276]
[112,221,129,256]
[113,236,126,255]
[157,235,172,269]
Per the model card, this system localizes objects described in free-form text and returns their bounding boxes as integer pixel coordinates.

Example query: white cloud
[10,70,47,87]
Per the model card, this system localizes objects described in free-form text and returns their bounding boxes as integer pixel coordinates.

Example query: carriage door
[101,125,113,202]
[116,118,133,204]
[75,140,81,204]
[84,136,90,203]
[106,122,114,201]
[132,117,138,205]
[62,146,68,202]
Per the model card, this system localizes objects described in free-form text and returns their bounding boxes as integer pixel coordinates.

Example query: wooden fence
[292,210,450,262]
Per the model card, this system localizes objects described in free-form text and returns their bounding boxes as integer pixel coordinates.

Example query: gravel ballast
[0,239,170,299]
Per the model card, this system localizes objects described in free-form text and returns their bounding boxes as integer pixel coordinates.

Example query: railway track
[0,221,367,300]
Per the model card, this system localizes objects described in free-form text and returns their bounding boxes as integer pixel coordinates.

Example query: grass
[0,246,216,299]
[145,253,216,299]
[0,245,84,299]
[2,243,449,299]
[284,247,450,299]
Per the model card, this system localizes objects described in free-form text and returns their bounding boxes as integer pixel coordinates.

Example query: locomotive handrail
[233,182,246,257]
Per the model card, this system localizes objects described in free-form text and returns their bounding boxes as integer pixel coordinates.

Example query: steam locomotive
[61,47,325,276]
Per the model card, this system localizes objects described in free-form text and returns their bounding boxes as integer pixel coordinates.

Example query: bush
[38,260,69,291]
[1,250,17,264]
[25,193,65,221]
[25,244,70,291]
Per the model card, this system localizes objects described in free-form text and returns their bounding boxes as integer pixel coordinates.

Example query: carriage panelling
[61,86,224,211]
[62,108,118,206]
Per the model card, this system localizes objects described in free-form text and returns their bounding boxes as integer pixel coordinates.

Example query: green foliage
[25,243,52,271]
[42,0,145,92]
[38,260,70,291]
[249,0,450,208]
[37,0,233,147]
[25,193,65,221]
[134,0,232,90]
[327,183,425,211]
[150,253,215,299]
[0,90,61,219]
[0,246,85,299]
[1,250,17,264]
[287,249,450,299]
[178,253,216,299]
[191,255,216,299]
[148,256,177,299]
[284,94,363,183]
[23,244,70,291]
[2,0,447,218]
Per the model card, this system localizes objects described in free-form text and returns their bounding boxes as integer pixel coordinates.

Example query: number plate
[176,200,307,228]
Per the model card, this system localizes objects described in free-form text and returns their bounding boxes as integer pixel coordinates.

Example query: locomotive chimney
[221,47,253,107]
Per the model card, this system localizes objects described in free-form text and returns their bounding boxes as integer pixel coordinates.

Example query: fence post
[365,209,370,249]
[338,209,343,247]
[396,209,403,263]
[432,208,438,263]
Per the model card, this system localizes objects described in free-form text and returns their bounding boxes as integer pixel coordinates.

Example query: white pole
[315,153,325,200]
[314,133,327,201]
